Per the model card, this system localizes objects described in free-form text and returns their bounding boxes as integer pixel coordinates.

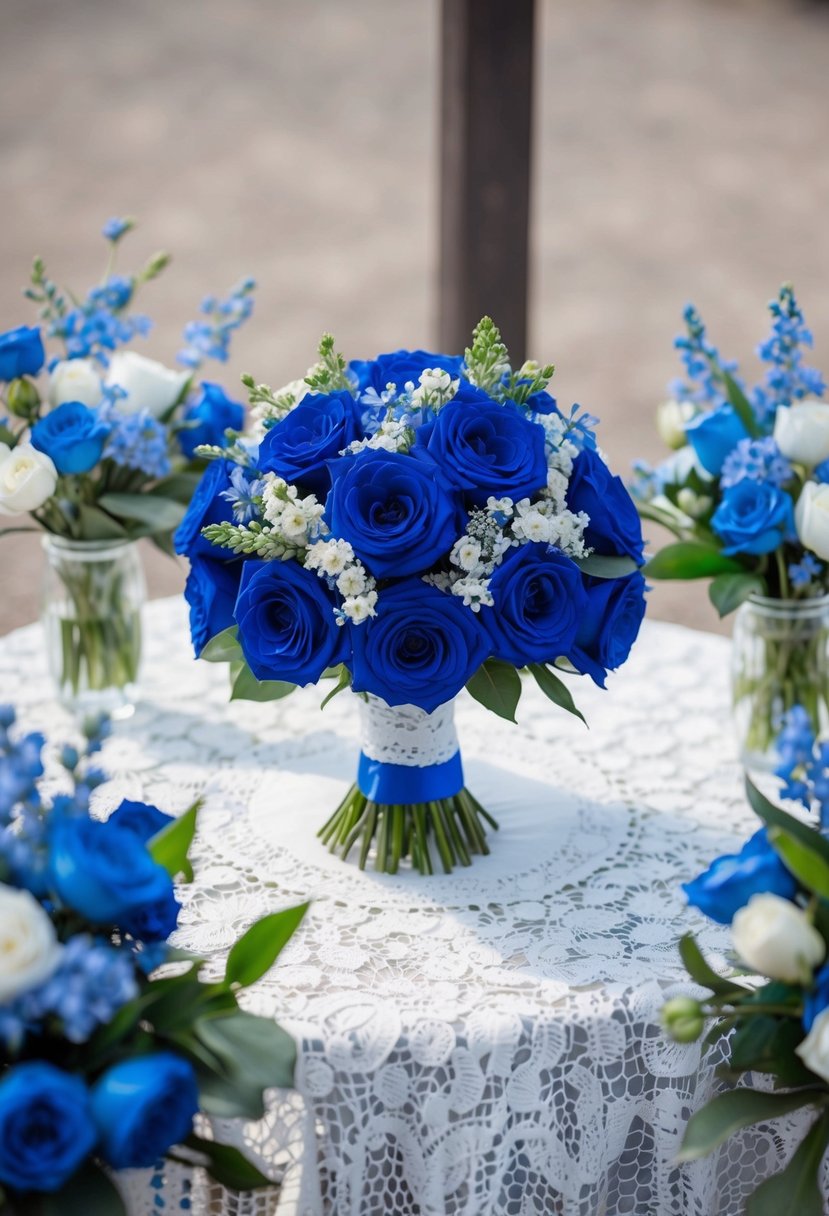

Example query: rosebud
[661,996,705,1043]
[6,378,40,420]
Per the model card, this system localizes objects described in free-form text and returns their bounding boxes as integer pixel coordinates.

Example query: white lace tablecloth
[0,599,815,1216]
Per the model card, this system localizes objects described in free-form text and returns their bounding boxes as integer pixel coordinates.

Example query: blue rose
[184,554,244,656]
[711,480,795,555]
[178,381,245,460]
[569,572,647,687]
[0,1062,97,1192]
[420,386,548,506]
[349,348,463,394]
[480,543,587,666]
[234,557,347,685]
[49,816,177,929]
[258,389,363,495]
[174,458,237,560]
[0,325,45,382]
[804,963,829,1031]
[686,405,749,476]
[566,448,644,562]
[30,401,108,475]
[326,449,459,578]
[350,578,490,712]
[91,1053,199,1170]
[109,798,174,841]
[683,828,797,925]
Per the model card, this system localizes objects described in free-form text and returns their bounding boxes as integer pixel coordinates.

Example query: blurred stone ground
[1,0,829,636]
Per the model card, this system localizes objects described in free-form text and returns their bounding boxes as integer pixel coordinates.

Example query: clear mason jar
[41,536,145,719]
[731,593,829,770]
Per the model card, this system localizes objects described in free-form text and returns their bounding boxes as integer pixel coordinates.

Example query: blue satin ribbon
[357,750,464,803]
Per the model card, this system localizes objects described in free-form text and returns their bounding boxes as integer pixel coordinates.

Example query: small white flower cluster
[410,367,459,411]
[342,416,414,456]
[261,474,326,545]
[304,538,378,626]
[249,377,310,436]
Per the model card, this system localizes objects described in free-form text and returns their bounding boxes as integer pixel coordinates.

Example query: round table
[0,600,813,1216]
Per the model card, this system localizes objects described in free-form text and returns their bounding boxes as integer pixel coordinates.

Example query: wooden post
[438,0,536,362]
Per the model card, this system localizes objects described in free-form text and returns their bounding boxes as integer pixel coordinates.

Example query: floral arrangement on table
[662,709,829,1214]
[0,217,255,714]
[174,317,647,875]
[0,704,306,1215]
[632,286,829,764]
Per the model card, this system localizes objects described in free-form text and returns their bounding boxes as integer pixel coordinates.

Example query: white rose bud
[796,1007,829,1083]
[732,893,825,984]
[48,358,102,409]
[657,399,695,450]
[0,443,58,515]
[107,351,190,418]
[796,481,829,562]
[0,885,63,1002]
[774,400,829,467]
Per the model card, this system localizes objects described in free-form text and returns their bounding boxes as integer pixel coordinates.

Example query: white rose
[774,400,829,467]
[48,358,102,409]
[107,351,190,418]
[0,443,58,515]
[0,885,62,1002]
[796,1007,829,1083]
[657,399,695,450]
[732,893,825,984]
[796,481,829,561]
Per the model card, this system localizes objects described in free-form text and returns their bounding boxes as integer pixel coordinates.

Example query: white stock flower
[796,1008,829,1083]
[336,566,367,596]
[0,886,63,1002]
[48,358,102,409]
[657,399,694,450]
[732,893,825,984]
[0,444,57,515]
[342,591,377,623]
[107,351,190,418]
[512,508,550,543]
[451,538,483,572]
[451,577,493,610]
[774,400,829,467]
[796,481,829,562]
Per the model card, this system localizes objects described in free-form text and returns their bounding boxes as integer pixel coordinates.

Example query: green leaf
[723,370,762,439]
[182,1136,274,1191]
[0,424,16,447]
[645,542,744,581]
[729,1015,813,1087]
[576,553,641,580]
[148,471,203,504]
[200,625,243,663]
[527,663,586,725]
[768,827,829,900]
[746,779,829,871]
[231,663,296,703]
[466,659,522,723]
[195,1011,297,1119]
[77,504,128,540]
[150,529,177,559]
[148,798,202,883]
[320,664,351,709]
[746,1111,829,1216]
[18,1163,127,1216]
[225,903,308,989]
[99,492,187,533]
[678,934,751,998]
[634,499,688,537]
[677,1088,824,1162]
[709,571,767,618]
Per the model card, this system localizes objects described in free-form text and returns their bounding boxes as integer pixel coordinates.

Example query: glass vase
[41,536,145,719]
[731,593,829,770]
[318,694,497,875]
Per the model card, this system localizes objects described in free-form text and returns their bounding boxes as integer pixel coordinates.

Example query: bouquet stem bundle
[319,785,497,875]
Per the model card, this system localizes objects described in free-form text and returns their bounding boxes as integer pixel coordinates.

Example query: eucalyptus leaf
[729,1015,813,1087]
[200,626,243,664]
[183,1136,274,1191]
[709,571,766,618]
[98,492,187,532]
[466,659,522,723]
[195,1011,297,1118]
[746,1111,829,1216]
[224,903,309,989]
[678,934,751,998]
[231,664,296,703]
[677,1088,823,1162]
[148,798,202,883]
[77,505,128,541]
[645,542,744,581]
[746,779,829,870]
[148,471,203,504]
[768,827,829,900]
[576,553,640,580]
[527,664,586,725]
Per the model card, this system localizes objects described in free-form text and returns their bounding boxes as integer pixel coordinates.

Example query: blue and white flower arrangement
[0,218,255,710]
[0,704,306,1215]
[633,286,829,761]
[663,710,829,1213]
[175,317,646,874]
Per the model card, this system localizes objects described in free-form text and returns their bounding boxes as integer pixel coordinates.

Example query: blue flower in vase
[91,1053,199,1170]
[0,325,45,382]
[30,401,109,475]
[0,1062,97,1192]
[711,480,795,555]
[685,404,749,476]
[682,828,797,924]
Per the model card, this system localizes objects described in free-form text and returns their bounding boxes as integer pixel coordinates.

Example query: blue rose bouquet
[175,317,646,874]
[633,286,829,765]
[662,713,829,1211]
[0,704,306,1215]
[0,218,255,715]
